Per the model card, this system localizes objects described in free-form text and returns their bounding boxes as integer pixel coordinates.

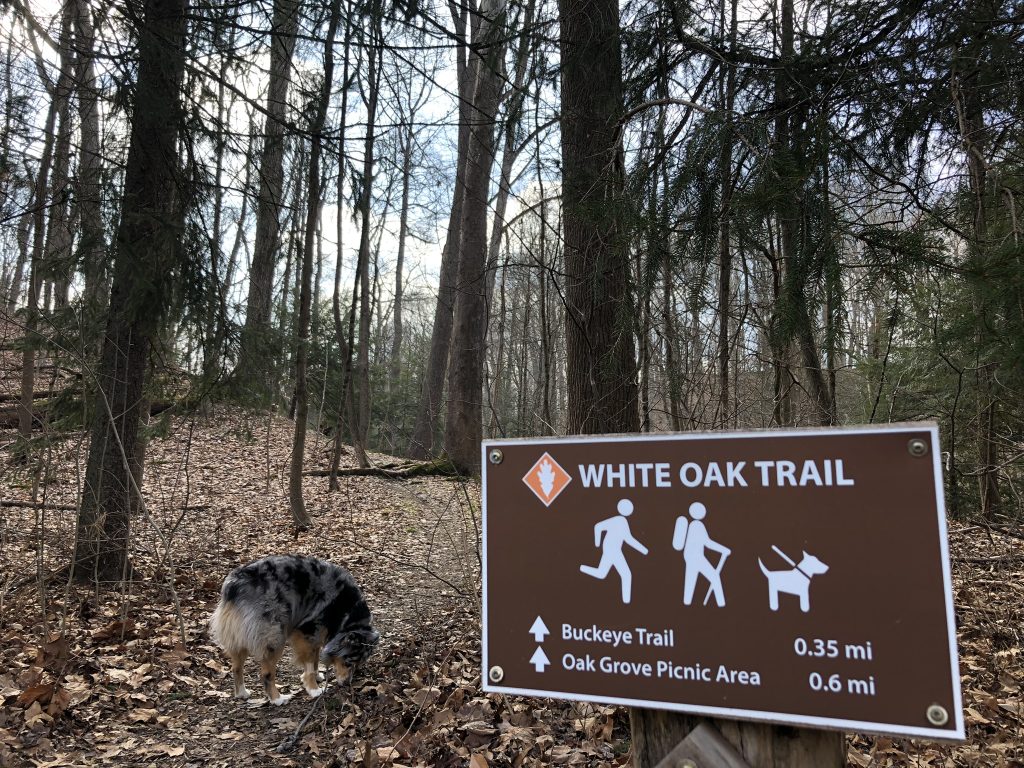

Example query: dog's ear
[802,550,809,559]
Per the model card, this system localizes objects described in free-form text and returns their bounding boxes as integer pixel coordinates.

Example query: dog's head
[322,623,380,680]
[800,552,830,576]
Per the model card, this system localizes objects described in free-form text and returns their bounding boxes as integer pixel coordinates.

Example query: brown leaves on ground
[1,409,1023,766]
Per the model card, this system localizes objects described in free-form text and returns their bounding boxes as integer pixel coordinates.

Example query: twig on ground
[276,693,326,753]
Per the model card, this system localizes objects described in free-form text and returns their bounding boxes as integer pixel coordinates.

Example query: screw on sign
[481,425,963,766]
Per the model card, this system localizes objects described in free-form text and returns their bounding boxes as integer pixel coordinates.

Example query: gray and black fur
[210,555,379,704]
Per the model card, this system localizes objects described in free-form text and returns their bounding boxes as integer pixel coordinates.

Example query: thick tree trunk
[559,0,639,435]
[238,0,299,398]
[407,0,476,459]
[443,0,505,472]
[73,0,188,583]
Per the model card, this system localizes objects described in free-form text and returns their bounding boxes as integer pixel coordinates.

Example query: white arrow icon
[529,616,549,642]
[530,646,550,673]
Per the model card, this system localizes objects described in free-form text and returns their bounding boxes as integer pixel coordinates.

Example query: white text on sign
[577,459,855,489]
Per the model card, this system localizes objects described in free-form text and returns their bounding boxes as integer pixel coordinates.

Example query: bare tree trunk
[75,0,108,330]
[4,210,31,311]
[73,0,188,583]
[353,14,382,468]
[407,0,476,459]
[202,24,237,382]
[559,0,639,434]
[484,0,537,308]
[238,0,299,398]
[328,27,353,490]
[388,126,412,395]
[444,0,506,472]
[770,0,794,428]
[954,29,1002,517]
[288,0,340,530]
[45,5,76,310]
[716,0,737,428]
[538,191,553,435]
[19,10,69,441]
[489,248,509,435]
[663,249,682,431]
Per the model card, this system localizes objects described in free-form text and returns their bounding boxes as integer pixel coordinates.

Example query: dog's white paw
[269,693,292,706]
[305,687,324,698]
[235,687,251,700]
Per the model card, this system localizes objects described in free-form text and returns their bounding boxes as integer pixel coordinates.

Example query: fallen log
[303,458,465,480]
[0,388,80,403]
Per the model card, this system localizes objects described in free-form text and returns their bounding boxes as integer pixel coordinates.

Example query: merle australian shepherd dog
[210,555,379,704]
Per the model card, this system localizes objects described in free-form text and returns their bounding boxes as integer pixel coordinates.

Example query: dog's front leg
[302,658,324,698]
[332,658,353,685]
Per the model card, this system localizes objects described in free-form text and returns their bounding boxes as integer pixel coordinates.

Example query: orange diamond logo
[523,452,572,507]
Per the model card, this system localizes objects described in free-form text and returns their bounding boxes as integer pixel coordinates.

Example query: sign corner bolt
[926,703,949,727]
[488,665,504,683]
[489,448,504,465]
[908,438,929,457]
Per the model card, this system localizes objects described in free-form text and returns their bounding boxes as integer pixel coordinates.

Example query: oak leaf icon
[538,460,555,498]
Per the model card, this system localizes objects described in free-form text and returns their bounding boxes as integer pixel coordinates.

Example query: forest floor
[1,407,1023,767]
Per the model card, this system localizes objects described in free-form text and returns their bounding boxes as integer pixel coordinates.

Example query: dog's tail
[210,578,277,655]
[758,558,771,578]
[209,599,241,652]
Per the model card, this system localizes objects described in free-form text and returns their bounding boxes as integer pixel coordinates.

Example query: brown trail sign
[481,424,963,745]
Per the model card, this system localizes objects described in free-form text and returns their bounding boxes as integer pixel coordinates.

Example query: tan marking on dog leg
[259,646,288,704]
[289,631,323,697]
[230,648,250,699]
[332,657,352,684]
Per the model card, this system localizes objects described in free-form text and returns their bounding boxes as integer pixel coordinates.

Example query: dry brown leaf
[129,708,159,723]
[15,684,53,708]
[91,619,135,642]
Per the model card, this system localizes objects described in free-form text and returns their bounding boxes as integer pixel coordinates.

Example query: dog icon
[758,547,829,613]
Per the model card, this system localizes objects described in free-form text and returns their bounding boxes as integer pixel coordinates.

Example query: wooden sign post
[481,425,963,765]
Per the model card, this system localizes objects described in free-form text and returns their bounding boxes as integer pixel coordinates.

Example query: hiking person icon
[580,499,649,604]
[672,502,731,607]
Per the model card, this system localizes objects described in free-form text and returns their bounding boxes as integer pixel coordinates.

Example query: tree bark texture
[407,0,476,459]
[238,0,299,398]
[954,7,1002,518]
[288,0,341,530]
[443,0,505,472]
[353,15,382,468]
[73,0,188,583]
[75,0,108,329]
[558,0,639,435]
